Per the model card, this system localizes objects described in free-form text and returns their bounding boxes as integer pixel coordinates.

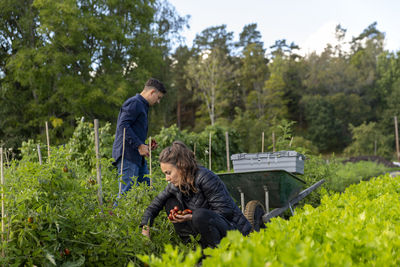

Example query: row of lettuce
[1,120,397,266]
[140,173,400,266]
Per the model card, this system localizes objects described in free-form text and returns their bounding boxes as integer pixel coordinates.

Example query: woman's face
[160,162,181,187]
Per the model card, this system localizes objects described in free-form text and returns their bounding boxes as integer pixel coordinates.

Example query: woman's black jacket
[140,166,252,236]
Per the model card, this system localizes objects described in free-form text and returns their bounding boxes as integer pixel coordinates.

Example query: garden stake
[1,147,5,259]
[94,119,103,211]
[209,132,212,170]
[272,132,276,152]
[225,132,230,172]
[262,132,265,153]
[119,128,126,196]
[4,148,9,167]
[395,116,400,162]
[45,121,51,163]
[37,144,42,165]
[149,136,152,187]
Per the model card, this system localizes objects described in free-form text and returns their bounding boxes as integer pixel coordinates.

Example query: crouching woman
[140,141,252,248]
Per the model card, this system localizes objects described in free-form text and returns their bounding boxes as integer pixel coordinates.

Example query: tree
[237,23,263,49]
[169,45,198,130]
[261,55,289,121]
[185,48,234,126]
[344,122,392,158]
[376,51,400,135]
[301,95,343,152]
[193,25,234,54]
[0,0,187,149]
[349,22,385,120]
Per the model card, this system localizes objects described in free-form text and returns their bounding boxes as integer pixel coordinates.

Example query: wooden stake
[272,132,276,152]
[94,119,103,210]
[395,116,400,162]
[209,132,212,170]
[45,121,50,163]
[37,144,42,165]
[193,142,196,156]
[289,137,294,148]
[262,132,265,153]
[4,148,9,167]
[149,136,152,187]
[225,132,230,172]
[1,147,5,259]
[119,128,126,196]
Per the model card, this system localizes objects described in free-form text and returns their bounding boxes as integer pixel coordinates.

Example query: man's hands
[138,144,150,157]
[138,139,158,157]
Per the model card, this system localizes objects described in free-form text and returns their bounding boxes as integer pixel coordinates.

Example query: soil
[342,155,397,168]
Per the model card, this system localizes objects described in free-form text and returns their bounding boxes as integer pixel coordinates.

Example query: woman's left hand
[142,225,150,238]
[170,213,192,223]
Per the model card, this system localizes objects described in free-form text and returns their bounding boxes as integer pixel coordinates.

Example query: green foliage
[151,124,242,173]
[344,122,392,158]
[142,174,400,266]
[1,122,192,266]
[301,95,343,152]
[0,0,187,149]
[302,154,394,207]
[333,161,389,191]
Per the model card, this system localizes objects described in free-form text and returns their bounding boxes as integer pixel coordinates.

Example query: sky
[167,0,400,55]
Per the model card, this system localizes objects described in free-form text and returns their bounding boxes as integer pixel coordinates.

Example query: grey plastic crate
[231,150,305,174]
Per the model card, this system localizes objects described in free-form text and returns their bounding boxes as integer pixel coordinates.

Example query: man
[112,78,166,196]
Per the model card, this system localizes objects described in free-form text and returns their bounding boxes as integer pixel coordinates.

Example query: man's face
[149,89,164,106]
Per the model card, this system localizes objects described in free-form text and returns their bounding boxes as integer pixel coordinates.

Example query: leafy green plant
[141,174,400,266]
[0,121,190,266]
[344,122,393,159]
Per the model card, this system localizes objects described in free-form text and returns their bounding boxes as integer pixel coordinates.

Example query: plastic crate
[231,150,305,174]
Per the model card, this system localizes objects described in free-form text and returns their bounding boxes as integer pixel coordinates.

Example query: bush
[344,122,392,159]
[1,121,190,266]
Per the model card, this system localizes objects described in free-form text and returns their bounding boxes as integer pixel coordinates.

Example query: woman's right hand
[142,225,150,238]
[170,213,192,223]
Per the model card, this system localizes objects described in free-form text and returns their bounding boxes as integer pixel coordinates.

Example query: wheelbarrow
[218,170,325,231]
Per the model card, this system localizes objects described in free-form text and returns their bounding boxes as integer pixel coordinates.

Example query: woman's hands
[169,213,192,223]
[168,206,193,223]
[142,225,150,238]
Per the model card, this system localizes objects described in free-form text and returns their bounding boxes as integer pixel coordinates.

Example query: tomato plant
[0,120,193,266]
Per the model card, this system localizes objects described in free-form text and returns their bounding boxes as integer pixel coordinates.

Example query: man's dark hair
[145,78,166,94]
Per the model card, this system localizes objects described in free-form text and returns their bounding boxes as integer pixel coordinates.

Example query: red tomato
[182,209,192,215]
[173,206,179,212]
[151,139,158,150]
[64,248,71,256]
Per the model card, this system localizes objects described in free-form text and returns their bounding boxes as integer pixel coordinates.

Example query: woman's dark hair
[159,141,198,194]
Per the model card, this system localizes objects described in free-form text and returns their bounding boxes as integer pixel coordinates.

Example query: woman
[140,141,252,248]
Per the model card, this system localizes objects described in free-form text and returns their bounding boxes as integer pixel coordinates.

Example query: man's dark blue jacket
[112,94,149,166]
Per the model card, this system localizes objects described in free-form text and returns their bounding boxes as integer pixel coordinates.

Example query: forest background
[1,0,400,160]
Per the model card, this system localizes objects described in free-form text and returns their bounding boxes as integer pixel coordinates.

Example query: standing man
[112,78,166,196]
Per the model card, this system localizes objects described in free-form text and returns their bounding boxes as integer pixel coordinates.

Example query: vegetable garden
[1,120,399,266]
